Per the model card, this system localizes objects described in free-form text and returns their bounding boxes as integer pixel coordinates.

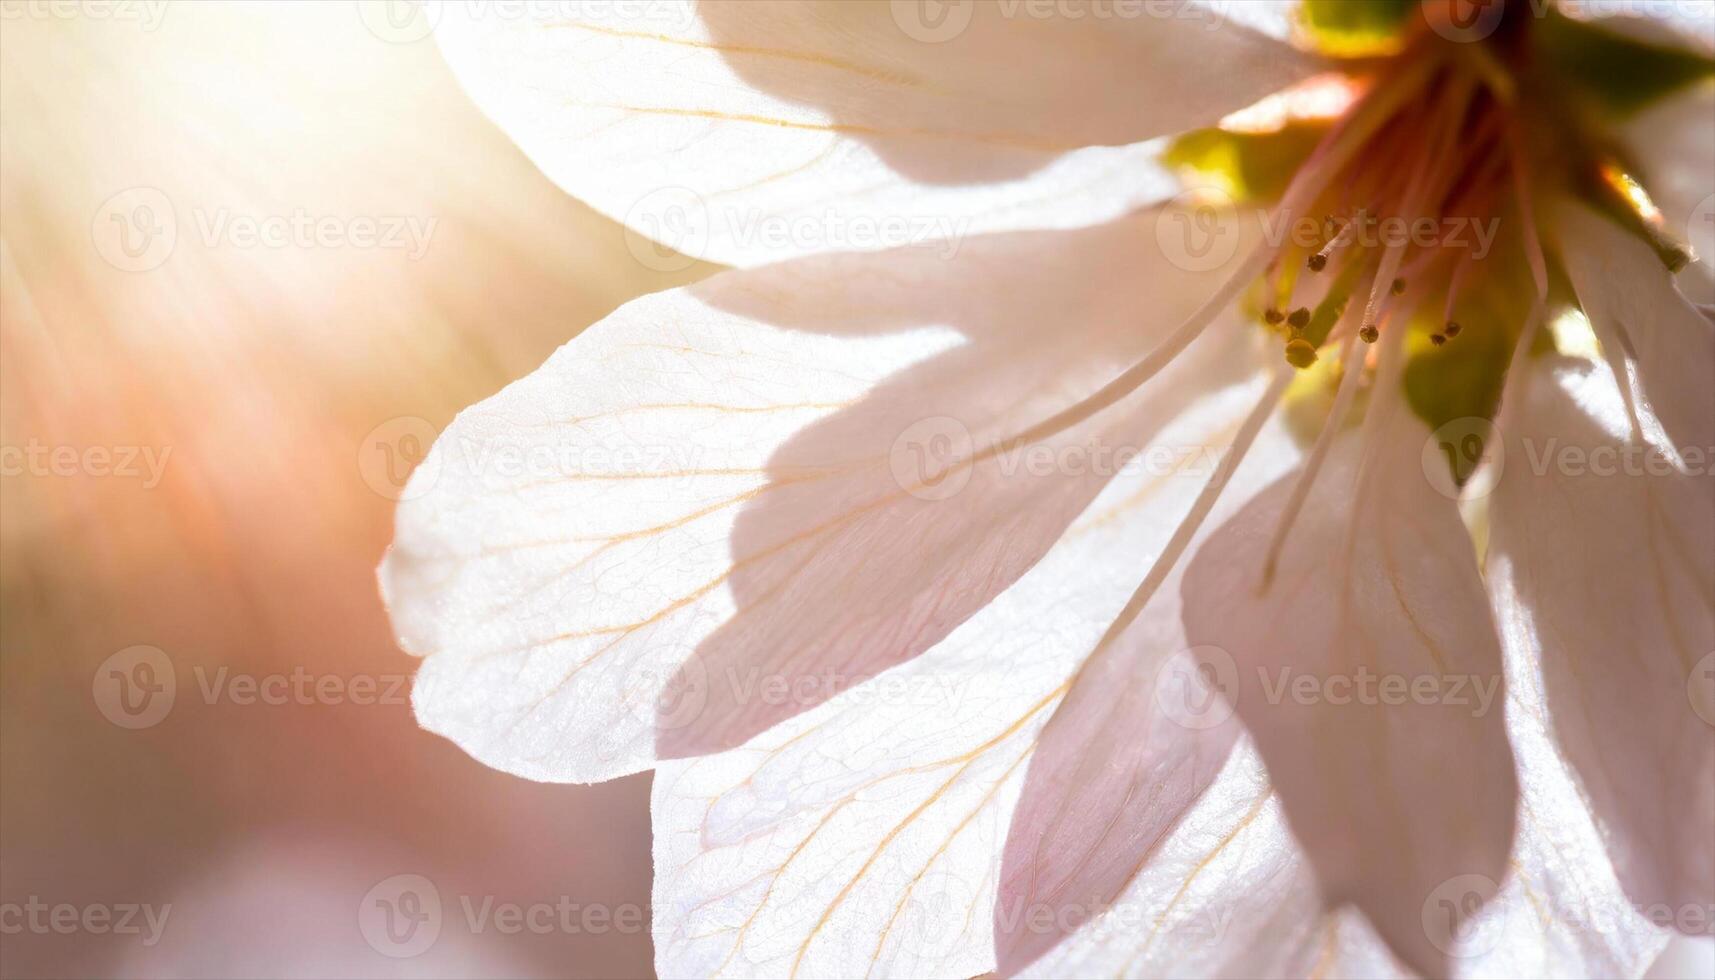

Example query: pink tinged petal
[659,211,1272,761]
[992,621,1241,976]
[1622,82,1715,304]
[1557,199,1715,457]
[1013,747,1412,980]
[1179,401,1519,979]
[432,0,1320,266]
[380,209,1266,784]
[649,388,1305,979]
[991,368,1300,975]
[1487,355,1715,936]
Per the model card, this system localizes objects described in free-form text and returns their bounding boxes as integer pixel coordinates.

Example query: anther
[1284,338,1318,369]
[1359,324,1380,344]
[1444,321,1462,338]
[1390,277,1406,295]
[1430,333,1447,346]
[1287,307,1311,330]
[1264,308,1285,325]
[1307,253,1328,272]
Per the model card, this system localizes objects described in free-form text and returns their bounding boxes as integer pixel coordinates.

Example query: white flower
[379,2,1714,976]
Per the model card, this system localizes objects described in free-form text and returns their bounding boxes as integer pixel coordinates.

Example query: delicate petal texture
[1488,355,1715,935]
[650,397,1303,979]
[1014,747,1410,979]
[1623,81,1715,304]
[1558,200,1715,459]
[381,210,1266,783]
[1016,708,1667,979]
[1179,404,1519,979]
[432,0,1318,265]
[992,611,1240,975]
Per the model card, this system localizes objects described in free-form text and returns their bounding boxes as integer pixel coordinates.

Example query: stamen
[1099,367,1293,632]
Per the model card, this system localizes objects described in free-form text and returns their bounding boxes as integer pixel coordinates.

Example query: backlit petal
[1179,396,1519,978]
[380,209,1270,783]
[649,397,1303,979]
[1487,354,1715,936]
[432,0,1318,265]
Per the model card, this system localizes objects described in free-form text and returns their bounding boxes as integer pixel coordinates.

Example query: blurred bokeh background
[0,1,707,975]
[1,2,1711,978]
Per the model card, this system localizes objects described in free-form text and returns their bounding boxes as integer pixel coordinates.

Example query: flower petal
[1622,80,1715,304]
[380,209,1269,783]
[1557,199,1715,460]
[432,0,1318,265]
[1178,399,1519,978]
[649,388,1304,979]
[1487,354,1715,936]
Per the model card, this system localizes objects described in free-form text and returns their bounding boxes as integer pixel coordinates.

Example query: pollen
[1284,338,1319,369]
